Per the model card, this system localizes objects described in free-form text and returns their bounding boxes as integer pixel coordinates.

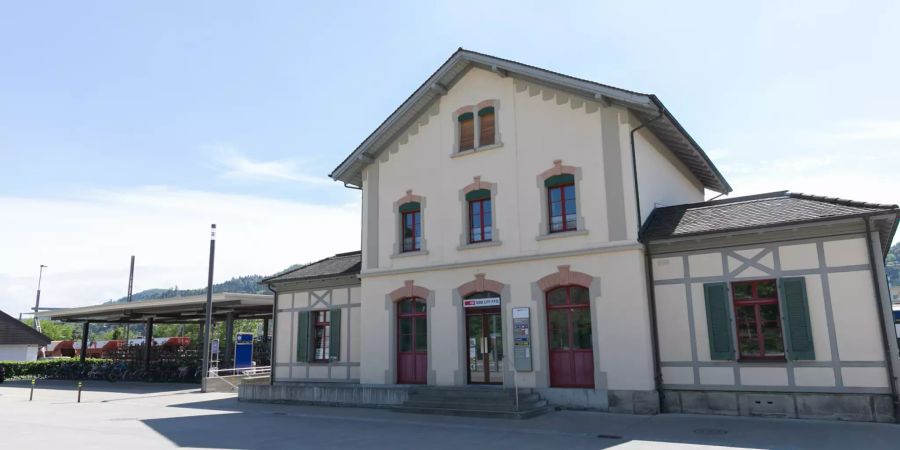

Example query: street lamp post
[32,265,47,330]
[201,224,216,392]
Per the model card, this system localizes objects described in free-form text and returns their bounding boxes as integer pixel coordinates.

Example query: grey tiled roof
[642,191,898,240]
[0,309,51,346]
[262,251,361,284]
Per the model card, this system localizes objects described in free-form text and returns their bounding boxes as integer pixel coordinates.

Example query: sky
[1,1,899,317]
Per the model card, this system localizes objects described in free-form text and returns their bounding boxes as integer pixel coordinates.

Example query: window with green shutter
[703,282,735,360]
[779,277,815,360]
[297,311,311,362]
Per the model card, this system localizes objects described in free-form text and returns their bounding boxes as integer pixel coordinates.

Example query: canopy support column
[144,317,154,368]
[224,312,234,369]
[79,321,89,363]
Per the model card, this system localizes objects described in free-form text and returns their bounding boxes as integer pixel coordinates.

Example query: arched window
[546,285,593,387]
[458,112,475,151]
[545,174,576,233]
[399,202,421,252]
[466,189,492,243]
[478,106,495,146]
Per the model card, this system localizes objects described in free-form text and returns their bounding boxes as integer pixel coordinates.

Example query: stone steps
[390,387,551,419]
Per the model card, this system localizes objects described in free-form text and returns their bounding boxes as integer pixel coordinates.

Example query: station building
[251,49,900,422]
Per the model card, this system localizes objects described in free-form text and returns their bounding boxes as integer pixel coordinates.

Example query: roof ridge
[789,192,898,210]
[261,250,363,284]
[655,191,790,211]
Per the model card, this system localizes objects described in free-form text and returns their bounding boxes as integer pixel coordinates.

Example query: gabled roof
[262,251,362,285]
[641,191,899,253]
[329,48,731,194]
[0,309,50,346]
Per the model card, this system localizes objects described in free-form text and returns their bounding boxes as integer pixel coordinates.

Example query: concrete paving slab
[2,380,899,449]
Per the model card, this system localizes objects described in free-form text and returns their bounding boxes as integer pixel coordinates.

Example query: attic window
[455,102,500,154]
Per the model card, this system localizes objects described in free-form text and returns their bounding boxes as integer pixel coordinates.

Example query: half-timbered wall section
[273,284,362,383]
[649,225,900,421]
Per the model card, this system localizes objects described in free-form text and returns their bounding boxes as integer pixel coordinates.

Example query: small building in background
[0,309,51,361]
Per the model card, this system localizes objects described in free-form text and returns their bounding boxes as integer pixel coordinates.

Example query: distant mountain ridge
[108,264,305,303]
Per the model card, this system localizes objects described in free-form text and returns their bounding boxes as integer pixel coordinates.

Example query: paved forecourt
[2,380,900,449]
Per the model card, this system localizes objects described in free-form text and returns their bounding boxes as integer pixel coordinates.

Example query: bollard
[29,378,35,401]
[77,381,83,403]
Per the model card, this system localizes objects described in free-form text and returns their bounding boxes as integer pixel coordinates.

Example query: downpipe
[863,216,900,423]
[630,107,665,413]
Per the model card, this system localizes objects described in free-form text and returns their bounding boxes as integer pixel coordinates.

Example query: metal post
[124,256,135,345]
[30,378,35,401]
[144,317,154,368]
[261,318,269,352]
[77,381,82,403]
[79,322,89,363]
[224,312,234,369]
[32,265,47,330]
[201,224,216,392]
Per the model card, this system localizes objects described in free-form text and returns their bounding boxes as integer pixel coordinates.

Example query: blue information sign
[234,332,254,369]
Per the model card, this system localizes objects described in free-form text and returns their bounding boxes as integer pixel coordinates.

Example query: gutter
[630,107,665,412]
[863,215,900,422]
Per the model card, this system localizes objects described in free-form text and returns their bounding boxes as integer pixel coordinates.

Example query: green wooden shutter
[297,311,310,362]
[329,309,342,361]
[544,173,575,188]
[399,202,420,213]
[703,283,735,360]
[780,277,815,360]
[465,189,491,202]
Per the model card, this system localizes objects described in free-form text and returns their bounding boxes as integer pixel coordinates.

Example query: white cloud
[0,187,360,318]
[823,119,900,142]
[210,145,332,185]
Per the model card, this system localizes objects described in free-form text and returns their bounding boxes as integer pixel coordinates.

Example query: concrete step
[408,387,531,400]
[388,404,552,420]
[396,387,550,419]
[406,392,542,404]
[403,398,548,412]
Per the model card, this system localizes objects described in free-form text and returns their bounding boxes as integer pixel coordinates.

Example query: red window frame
[732,279,785,361]
[548,183,576,233]
[401,209,421,252]
[312,310,331,362]
[468,198,492,243]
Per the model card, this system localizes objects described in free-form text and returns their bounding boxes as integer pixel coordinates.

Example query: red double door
[547,286,594,388]
[397,298,427,384]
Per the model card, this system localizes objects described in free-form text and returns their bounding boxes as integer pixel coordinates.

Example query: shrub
[0,358,110,380]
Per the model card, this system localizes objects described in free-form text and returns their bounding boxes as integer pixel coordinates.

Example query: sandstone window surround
[458,176,501,250]
[536,160,587,240]
[392,190,428,258]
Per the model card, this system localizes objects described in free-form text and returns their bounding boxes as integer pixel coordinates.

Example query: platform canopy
[36,293,272,324]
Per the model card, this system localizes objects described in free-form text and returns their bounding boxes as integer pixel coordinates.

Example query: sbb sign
[463,297,501,308]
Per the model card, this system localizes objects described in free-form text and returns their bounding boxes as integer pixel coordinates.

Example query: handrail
[207,366,271,378]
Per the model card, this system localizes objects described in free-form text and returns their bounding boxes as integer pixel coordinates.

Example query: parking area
[2,379,900,449]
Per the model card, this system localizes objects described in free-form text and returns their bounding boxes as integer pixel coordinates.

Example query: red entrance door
[546,286,594,388]
[397,298,427,384]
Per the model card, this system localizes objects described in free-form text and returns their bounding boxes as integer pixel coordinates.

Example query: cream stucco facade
[348,66,706,410]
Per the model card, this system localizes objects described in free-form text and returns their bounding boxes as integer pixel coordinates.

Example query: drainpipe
[267,284,277,386]
[863,216,900,422]
[630,107,665,413]
[629,108,664,228]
